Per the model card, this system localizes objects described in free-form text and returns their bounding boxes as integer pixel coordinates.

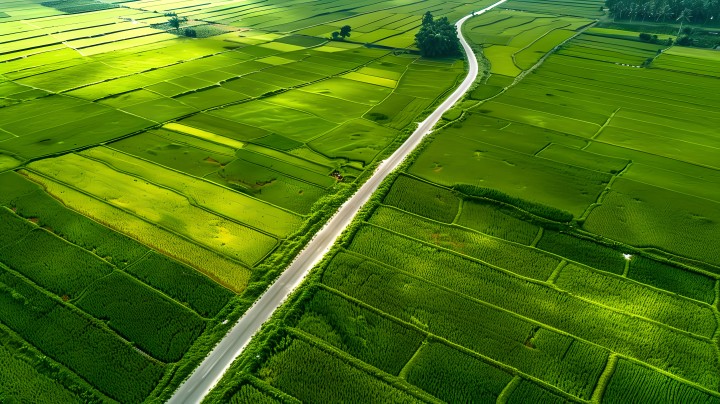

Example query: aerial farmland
[0,0,719,403]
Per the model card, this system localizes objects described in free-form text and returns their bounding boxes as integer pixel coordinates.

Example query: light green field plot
[21,170,252,293]
[308,119,398,165]
[463,10,590,76]
[369,206,560,281]
[27,154,279,266]
[80,147,303,236]
[209,100,339,142]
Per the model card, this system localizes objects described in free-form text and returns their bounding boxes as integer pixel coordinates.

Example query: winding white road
[168,1,507,402]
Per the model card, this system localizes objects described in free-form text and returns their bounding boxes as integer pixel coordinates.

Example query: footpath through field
[168,1,508,402]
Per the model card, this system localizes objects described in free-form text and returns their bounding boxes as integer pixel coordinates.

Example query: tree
[339,25,352,39]
[415,12,461,58]
[331,31,341,40]
[677,8,692,36]
[166,12,187,32]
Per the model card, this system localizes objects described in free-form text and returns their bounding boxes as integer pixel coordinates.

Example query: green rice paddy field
[0,0,480,402]
[206,0,720,403]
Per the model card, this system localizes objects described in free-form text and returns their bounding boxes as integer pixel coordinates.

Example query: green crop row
[257,334,424,403]
[0,265,164,403]
[343,226,720,389]
[294,288,425,376]
[321,251,608,400]
[75,271,206,363]
[382,175,460,223]
[366,209,560,281]
[537,230,626,275]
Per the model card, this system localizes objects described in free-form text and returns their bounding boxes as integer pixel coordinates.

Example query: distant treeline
[605,0,720,24]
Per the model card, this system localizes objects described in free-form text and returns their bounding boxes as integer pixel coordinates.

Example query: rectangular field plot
[0,266,164,403]
[22,171,252,293]
[368,206,560,281]
[603,359,720,404]
[27,154,280,266]
[408,130,609,218]
[583,178,720,268]
[257,334,425,403]
[321,252,609,401]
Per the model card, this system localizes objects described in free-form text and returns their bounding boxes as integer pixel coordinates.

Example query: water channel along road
[168,1,508,402]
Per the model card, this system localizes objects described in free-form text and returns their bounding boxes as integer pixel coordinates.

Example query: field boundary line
[103,146,305,216]
[584,107,620,147]
[577,160,632,223]
[590,353,618,404]
[451,197,463,224]
[546,260,567,284]
[496,375,522,404]
[75,152,284,242]
[530,227,544,247]
[382,201,718,309]
[3,207,213,321]
[397,336,428,380]
[0,261,164,364]
[511,22,572,69]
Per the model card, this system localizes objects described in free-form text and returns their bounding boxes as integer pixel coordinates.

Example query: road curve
[168,1,507,402]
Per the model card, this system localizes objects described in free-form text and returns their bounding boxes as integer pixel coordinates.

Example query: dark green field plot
[75,271,206,363]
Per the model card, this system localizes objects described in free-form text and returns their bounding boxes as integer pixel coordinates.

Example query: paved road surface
[168,1,507,402]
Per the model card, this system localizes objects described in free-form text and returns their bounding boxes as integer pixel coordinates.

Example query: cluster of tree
[331,25,352,41]
[165,12,199,37]
[415,12,461,58]
[605,0,720,25]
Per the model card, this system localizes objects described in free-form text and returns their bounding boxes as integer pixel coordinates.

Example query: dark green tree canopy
[340,25,352,38]
[415,12,461,58]
[165,12,187,31]
[605,0,720,24]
